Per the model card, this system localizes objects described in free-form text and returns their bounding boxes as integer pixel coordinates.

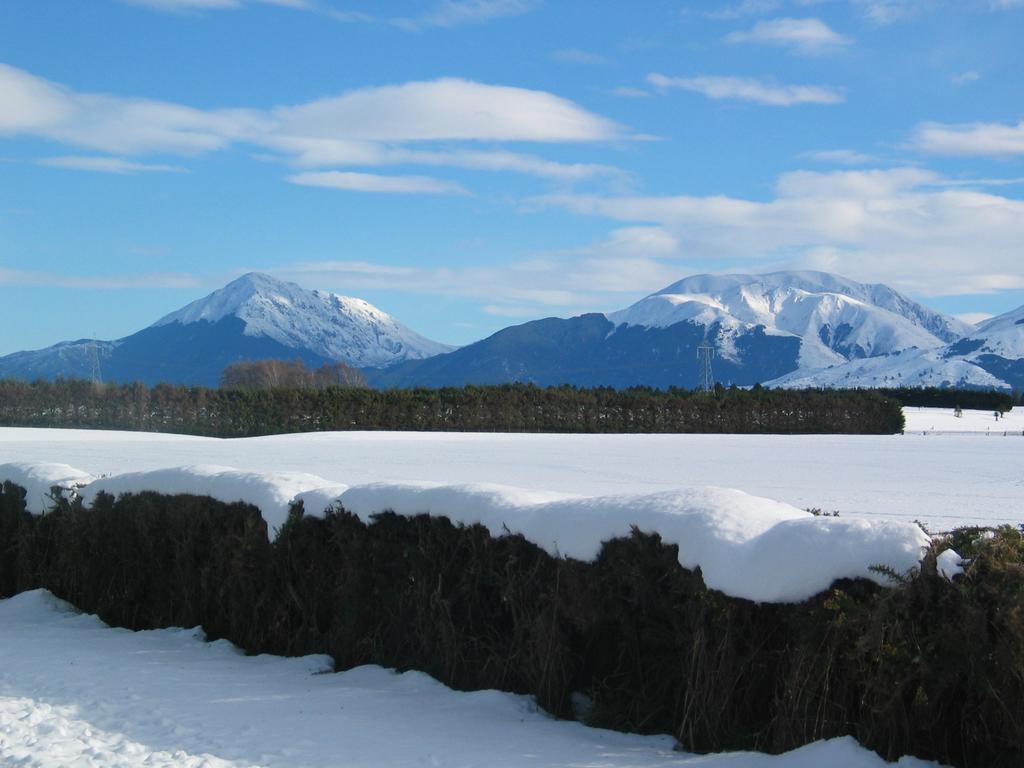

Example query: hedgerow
[1,482,1020,767]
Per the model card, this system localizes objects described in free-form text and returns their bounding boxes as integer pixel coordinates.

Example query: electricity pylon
[697,342,715,392]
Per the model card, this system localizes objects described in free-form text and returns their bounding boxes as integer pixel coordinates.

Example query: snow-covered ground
[1,410,1012,765]
[0,589,943,768]
[903,405,1021,434]
[1,407,1020,530]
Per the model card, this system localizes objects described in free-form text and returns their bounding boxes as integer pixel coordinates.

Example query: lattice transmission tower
[697,343,715,392]
[88,334,102,386]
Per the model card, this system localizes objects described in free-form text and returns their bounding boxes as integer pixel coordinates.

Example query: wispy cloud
[119,0,315,13]
[0,63,627,192]
[951,70,980,87]
[955,312,994,326]
[799,148,877,165]
[611,86,651,99]
[0,267,201,290]
[705,0,780,20]
[913,119,1024,156]
[276,225,692,316]
[394,0,540,30]
[539,167,1024,297]
[272,78,623,143]
[550,48,606,65]
[286,171,469,194]
[647,73,845,106]
[725,17,852,55]
[39,155,188,174]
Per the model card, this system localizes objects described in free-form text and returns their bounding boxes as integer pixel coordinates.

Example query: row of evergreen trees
[0,378,905,435]
[879,386,1017,411]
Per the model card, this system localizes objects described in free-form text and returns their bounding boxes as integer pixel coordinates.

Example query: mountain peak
[608,269,971,370]
[153,273,453,368]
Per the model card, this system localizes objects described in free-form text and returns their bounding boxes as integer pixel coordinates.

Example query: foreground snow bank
[78,464,343,533]
[0,461,94,514]
[337,483,933,602]
[0,589,944,768]
[1,462,943,603]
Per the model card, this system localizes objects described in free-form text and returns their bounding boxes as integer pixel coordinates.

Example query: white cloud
[0,63,626,192]
[914,120,1024,156]
[274,78,622,143]
[0,63,264,155]
[261,136,619,180]
[39,155,188,174]
[539,167,1024,296]
[725,17,852,55]
[286,171,469,195]
[647,73,844,106]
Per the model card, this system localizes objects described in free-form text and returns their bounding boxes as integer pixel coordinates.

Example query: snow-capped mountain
[0,273,453,386]
[153,272,452,368]
[767,301,1024,391]
[371,270,983,390]
[608,271,969,370]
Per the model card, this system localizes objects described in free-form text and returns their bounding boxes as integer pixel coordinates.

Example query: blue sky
[1,0,1023,353]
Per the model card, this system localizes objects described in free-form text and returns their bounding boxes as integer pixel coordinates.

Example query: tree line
[878,386,1018,412]
[0,378,905,435]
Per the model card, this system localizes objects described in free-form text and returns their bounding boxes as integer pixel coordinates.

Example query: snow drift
[2,463,948,603]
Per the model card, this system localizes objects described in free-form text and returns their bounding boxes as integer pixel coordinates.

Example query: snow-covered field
[903,405,1021,434]
[0,590,942,768]
[0,407,1019,765]
[1,407,1020,530]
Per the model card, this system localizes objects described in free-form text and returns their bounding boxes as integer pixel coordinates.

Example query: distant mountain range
[371,271,1024,391]
[1,270,1021,391]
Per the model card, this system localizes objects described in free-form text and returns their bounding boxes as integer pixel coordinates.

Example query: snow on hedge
[78,465,339,534]
[335,483,934,603]
[0,462,94,514]
[2,463,945,603]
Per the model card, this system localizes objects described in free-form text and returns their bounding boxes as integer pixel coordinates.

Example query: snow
[0,588,946,768]
[79,465,337,535]
[0,461,94,514]
[1,417,1020,532]
[152,272,454,367]
[936,549,963,580]
[2,464,935,603]
[766,348,1008,390]
[607,271,968,373]
[336,483,932,603]
[962,303,1024,360]
[903,406,1023,434]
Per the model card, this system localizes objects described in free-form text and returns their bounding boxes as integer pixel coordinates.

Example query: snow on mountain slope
[607,271,964,370]
[961,304,1024,360]
[153,272,453,368]
[765,347,1007,390]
